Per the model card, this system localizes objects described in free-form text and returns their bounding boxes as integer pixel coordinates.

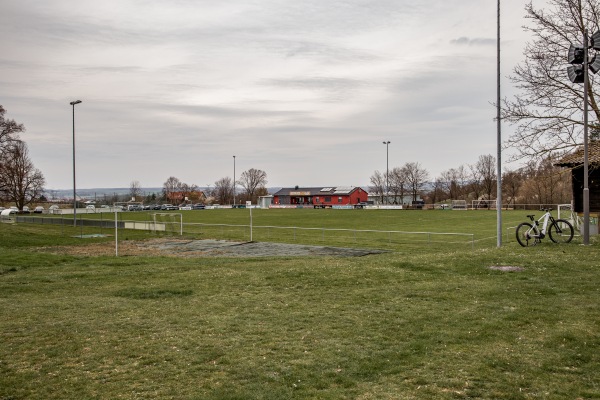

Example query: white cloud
[0,0,543,189]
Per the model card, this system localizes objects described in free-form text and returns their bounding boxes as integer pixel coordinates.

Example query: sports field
[18,207,580,251]
[1,209,599,398]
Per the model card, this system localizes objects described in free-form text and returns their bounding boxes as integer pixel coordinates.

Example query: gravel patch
[40,238,386,258]
[135,239,386,257]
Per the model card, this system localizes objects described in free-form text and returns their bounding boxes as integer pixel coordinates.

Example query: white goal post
[471,199,495,210]
[152,213,183,236]
[451,200,467,210]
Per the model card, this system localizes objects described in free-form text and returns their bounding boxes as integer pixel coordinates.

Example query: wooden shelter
[555,140,600,213]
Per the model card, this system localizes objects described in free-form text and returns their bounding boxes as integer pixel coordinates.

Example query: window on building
[338,197,343,203]
[325,196,331,202]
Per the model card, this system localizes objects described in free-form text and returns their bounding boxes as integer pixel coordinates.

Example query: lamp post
[496,0,502,247]
[383,141,390,204]
[566,30,600,245]
[70,100,82,227]
[233,155,236,206]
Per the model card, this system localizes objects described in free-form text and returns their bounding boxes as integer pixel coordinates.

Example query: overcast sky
[1,0,546,190]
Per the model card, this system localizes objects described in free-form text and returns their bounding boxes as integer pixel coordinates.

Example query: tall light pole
[233,155,236,206]
[383,141,390,204]
[70,100,82,227]
[566,30,600,245]
[496,0,502,247]
[583,30,590,245]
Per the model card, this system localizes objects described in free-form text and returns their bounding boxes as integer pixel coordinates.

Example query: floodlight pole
[70,100,82,227]
[583,30,590,245]
[496,0,502,247]
[233,155,236,206]
[383,141,390,204]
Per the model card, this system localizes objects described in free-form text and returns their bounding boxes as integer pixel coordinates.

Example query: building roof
[273,186,364,196]
[556,140,600,166]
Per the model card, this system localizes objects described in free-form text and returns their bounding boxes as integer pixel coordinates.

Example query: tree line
[370,154,572,207]
[125,168,270,206]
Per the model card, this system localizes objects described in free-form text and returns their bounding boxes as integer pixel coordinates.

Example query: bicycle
[515,208,574,247]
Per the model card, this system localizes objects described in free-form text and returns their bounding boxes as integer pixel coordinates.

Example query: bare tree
[0,105,24,155]
[502,0,600,160]
[520,155,572,205]
[428,177,445,205]
[237,168,268,203]
[162,176,181,203]
[475,154,497,204]
[212,177,233,205]
[369,170,385,203]
[388,167,407,204]
[403,162,429,202]
[129,180,142,201]
[502,169,524,207]
[0,141,45,210]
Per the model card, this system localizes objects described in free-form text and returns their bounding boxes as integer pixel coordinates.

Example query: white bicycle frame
[526,210,557,239]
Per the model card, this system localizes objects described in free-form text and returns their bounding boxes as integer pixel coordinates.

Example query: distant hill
[44,187,283,201]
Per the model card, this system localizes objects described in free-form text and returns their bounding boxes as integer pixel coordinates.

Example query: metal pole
[383,141,390,204]
[70,100,81,227]
[496,0,502,247]
[583,30,590,245]
[233,155,236,206]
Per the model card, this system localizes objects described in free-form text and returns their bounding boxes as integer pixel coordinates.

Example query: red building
[272,186,369,208]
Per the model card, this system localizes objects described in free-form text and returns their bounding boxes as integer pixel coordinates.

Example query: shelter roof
[555,140,600,166]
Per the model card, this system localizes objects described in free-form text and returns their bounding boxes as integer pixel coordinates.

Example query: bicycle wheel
[548,219,574,244]
[516,222,535,247]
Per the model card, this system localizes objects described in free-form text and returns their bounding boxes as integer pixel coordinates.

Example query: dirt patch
[39,238,386,258]
[488,265,525,272]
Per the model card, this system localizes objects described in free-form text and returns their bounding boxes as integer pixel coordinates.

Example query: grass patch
[114,287,194,299]
[20,208,580,251]
[1,218,599,399]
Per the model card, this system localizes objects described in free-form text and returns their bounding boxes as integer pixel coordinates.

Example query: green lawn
[1,213,599,399]
[21,208,579,251]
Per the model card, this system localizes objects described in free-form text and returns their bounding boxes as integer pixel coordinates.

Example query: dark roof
[556,140,600,167]
[273,186,363,196]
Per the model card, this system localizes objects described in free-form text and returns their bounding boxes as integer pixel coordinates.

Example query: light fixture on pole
[70,100,82,227]
[383,141,390,204]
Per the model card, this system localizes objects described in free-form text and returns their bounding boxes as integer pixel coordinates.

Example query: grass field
[18,208,585,251]
[1,210,600,399]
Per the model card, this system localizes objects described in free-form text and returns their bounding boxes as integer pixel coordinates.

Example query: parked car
[192,204,206,210]
[34,206,44,213]
[21,206,30,214]
[178,204,192,211]
[160,204,178,211]
[152,204,162,210]
[49,205,60,211]
[127,204,144,211]
[86,205,96,211]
